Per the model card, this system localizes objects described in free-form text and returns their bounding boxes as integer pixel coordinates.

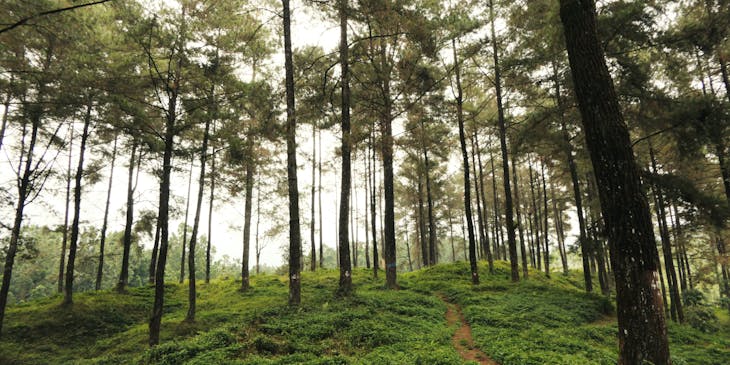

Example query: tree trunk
[149,56,180,345]
[474,133,493,271]
[282,0,302,306]
[116,139,137,293]
[528,159,542,271]
[453,38,479,285]
[64,98,93,306]
[180,156,193,284]
[511,154,528,278]
[381,42,397,290]
[311,122,317,271]
[423,136,437,266]
[364,156,371,269]
[649,144,684,323]
[319,127,324,269]
[370,131,379,277]
[148,215,160,285]
[560,1,670,362]
[255,177,262,274]
[489,0,518,280]
[550,178,568,275]
[540,158,550,278]
[58,126,74,293]
[417,173,428,266]
[206,145,215,284]
[185,116,212,322]
[96,136,118,290]
[0,118,39,336]
[242,135,255,291]
[336,0,353,296]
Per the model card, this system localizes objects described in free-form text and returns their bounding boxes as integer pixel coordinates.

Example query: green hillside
[1,262,728,365]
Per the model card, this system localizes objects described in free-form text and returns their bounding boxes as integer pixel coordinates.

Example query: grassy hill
[1,261,728,365]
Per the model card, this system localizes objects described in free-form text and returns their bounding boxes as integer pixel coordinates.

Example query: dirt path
[439,295,499,365]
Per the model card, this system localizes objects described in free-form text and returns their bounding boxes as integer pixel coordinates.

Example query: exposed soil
[440,295,500,365]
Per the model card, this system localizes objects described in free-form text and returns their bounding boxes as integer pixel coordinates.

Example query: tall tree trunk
[447,205,456,262]
[364,156,371,269]
[64,98,93,305]
[585,175,610,295]
[149,52,181,344]
[96,136,118,290]
[405,222,413,272]
[282,0,302,305]
[528,159,542,271]
[242,135,255,291]
[185,116,212,322]
[255,177,261,274]
[421,121,437,266]
[417,173,428,266]
[489,152,501,259]
[649,144,684,323]
[550,178,568,275]
[540,158,550,278]
[148,215,160,285]
[474,133,493,270]
[311,122,317,271]
[469,134,484,260]
[117,142,137,292]
[206,146,215,284]
[337,0,353,296]
[0,117,40,335]
[58,126,74,293]
[453,38,479,285]
[562,130,592,290]
[381,41,397,290]
[319,127,324,269]
[489,0,518,281]
[672,202,692,289]
[560,1,670,362]
[370,131,379,277]
[511,154,528,278]
[181,155,193,283]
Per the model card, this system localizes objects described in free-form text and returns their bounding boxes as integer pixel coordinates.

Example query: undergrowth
[0,261,728,364]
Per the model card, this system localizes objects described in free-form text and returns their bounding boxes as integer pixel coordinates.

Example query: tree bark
[511,154,528,278]
[560,1,670,362]
[370,131,379,277]
[206,146,215,284]
[64,98,93,306]
[185,116,212,322]
[540,158,550,278]
[528,159,542,271]
[489,0,518,281]
[473,133,493,271]
[96,136,118,290]
[58,126,73,293]
[116,140,136,293]
[180,156,194,283]
[311,122,317,271]
[282,0,302,305]
[0,117,39,335]
[649,144,684,323]
[336,0,353,295]
[421,121,437,266]
[241,135,255,291]
[453,38,479,285]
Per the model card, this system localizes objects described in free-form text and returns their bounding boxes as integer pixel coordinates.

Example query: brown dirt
[440,295,500,365]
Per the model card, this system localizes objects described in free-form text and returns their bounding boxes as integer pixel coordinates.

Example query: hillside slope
[1,261,728,364]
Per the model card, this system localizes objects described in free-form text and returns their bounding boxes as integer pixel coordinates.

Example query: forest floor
[1,261,729,364]
[440,295,498,365]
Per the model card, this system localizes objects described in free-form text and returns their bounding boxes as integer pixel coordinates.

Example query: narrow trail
[438,295,500,365]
